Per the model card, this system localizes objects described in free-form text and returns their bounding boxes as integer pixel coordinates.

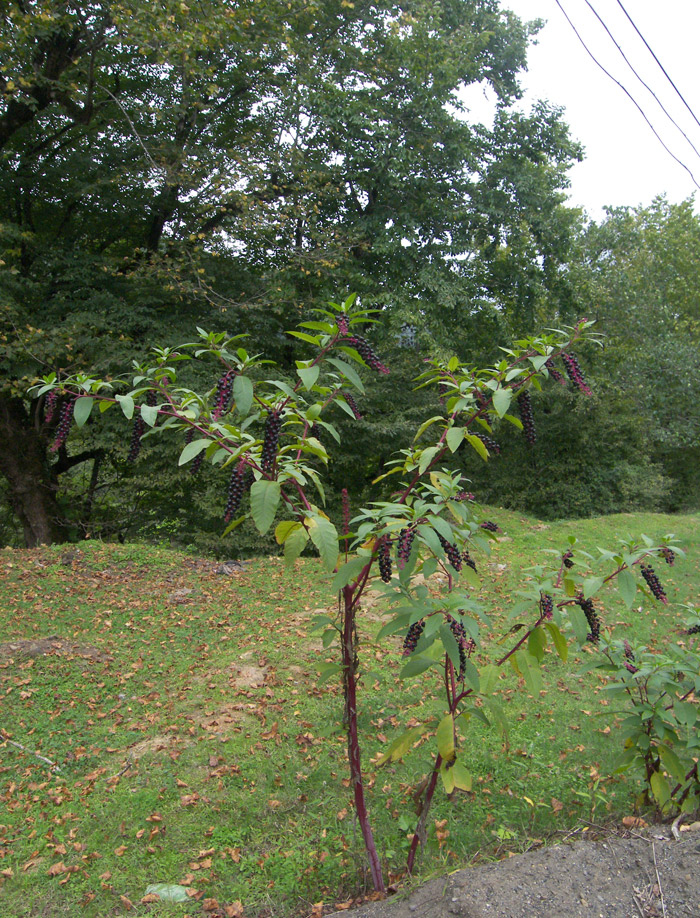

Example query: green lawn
[1,508,698,917]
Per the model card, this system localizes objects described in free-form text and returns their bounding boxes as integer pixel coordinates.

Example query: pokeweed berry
[378,538,393,583]
[342,392,362,420]
[660,547,675,566]
[480,521,500,533]
[517,390,536,445]
[561,353,592,396]
[224,462,249,523]
[640,563,667,604]
[562,550,574,569]
[540,593,554,620]
[545,358,567,386]
[475,433,501,455]
[336,315,350,336]
[212,370,236,420]
[456,490,476,502]
[437,534,462,571]
[683,624,700,636]
[446,615,475,681]
[397,525,416,568]
[575,593,601,644]
[127,416,146,461]
[44,390,60,425]
[345,334,389,374]
[50,399,75,453]
[402,619,425,655]
[462,550,477,572]
[261,409,282,473]
[623,640,638,674]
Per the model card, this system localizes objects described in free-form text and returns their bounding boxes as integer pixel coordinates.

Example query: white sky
[466,0,700,220]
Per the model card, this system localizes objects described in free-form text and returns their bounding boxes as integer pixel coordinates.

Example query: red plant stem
[341,584,385,893]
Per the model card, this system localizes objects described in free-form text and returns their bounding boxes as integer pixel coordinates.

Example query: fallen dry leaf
[622,816,648,829]
[224,903,245,918]
[203,898,220,911]
[114,845,128,856]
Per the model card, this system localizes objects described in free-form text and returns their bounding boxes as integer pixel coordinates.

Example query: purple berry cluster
[345,334,389,375]
[378,538,393,583]
[402,619,425,655]
[343,392,362,420]
[622,639,638,674]
[455,491,476,502]
[224,462,249,522]
[261,409,282,473]
[397,526,416,568]
[545,358,567,386]
[660,547,675,566]
[437,534,462,570]
[540,593,554,620]
[480,521,500,533]
[561,353,592,396]
[517,390,536,445]
[212,370,236,420]
[562,550,574,569]
[575,594,601,644]
[475,433,501,455]
[44,390,60,425]
[446,615,471,681]
[462,550,477,572]
[336,315,349,336]
[684,624,700,636]
[50,399,75,453]
[127,391,157,462]
[640,563,667,604]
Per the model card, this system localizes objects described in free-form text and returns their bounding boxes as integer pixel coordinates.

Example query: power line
[614,0,700,133]
[583,0,700,163]
[554,0,700,191]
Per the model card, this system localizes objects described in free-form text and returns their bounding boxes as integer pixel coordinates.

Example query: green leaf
[222,515,246,537]
[650,771,670,808]
[465,433,489,461]
[445,426,464,453]
[479,663,499,695]
[140,403,159,427]
[307,514,339,571]
[250,480,281,534]
[375,726,426,766]
[527,626,547,663]
[529,354,549,371]
[417,523,443,559]
[233,375,254,416]
[517,649,542,695]
[617,569,637,609]
[287,330,322,345]
[316,662,342,684]
[326,357,365,394]
[116,393,135,419]
[400,656,434,679]
[72,396,93,428]
[583,577,605,600]
[451,761,472,791]
[418,446,440,474]
[436,714,455,761]
[544,622,568,663]
[332,556,368,591]
[658,745,687,784]
[492,387,512,418]
[440,762,455,794]
[463,660,480,692]
[413,415,445,443]
[439,623,461,672]
[178,437,210,466]
[297,365,320,390]
[568,606,590,646]
[275,520,301,545]
[674,701,697,727]
[284,526,309,566]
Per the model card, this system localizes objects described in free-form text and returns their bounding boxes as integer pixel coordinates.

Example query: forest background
[2,0,699,553]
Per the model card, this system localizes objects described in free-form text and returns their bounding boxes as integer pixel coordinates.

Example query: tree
[1,0,583,545]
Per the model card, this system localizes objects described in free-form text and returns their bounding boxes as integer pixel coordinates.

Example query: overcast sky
[472,0,700,220]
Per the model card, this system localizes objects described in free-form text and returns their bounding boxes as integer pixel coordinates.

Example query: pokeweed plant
[32,295,683,893]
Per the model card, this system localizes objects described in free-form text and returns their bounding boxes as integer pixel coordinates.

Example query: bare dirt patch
[341,824,700,918]
[0,636,110,664]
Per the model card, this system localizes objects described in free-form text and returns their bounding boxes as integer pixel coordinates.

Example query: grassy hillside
[1,509,698,917]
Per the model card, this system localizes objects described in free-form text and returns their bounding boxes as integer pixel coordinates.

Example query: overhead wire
[553,0,700,191]
[614,0,700,133]
[583,0,700,163]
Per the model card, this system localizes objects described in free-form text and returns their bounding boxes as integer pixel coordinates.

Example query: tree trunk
[0,396,67,546]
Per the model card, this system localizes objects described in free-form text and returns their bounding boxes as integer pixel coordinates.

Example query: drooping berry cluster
[261,409,282,473]
[462,550,477,572]
[224,462,249,523]
[378,538,393,583]
[44,390,60,425]
[455,490,476,502]
[345,334,389,375]
[475,433,501,455]
[212,370,236,420]
[540,593,554,620]
[397,526,416,568]
[683,624,700,636]
[562,550,574,569]
[561,353,592,396]
[335,315,349,336]
[660,547,675,566]
[575,594,601,643]
[622,639,638,674]
[517,390,536,445]
[341,488,351,545]
[437,534,462,570]
[343,392,362,420]
[640,563,667,604]
[545,358,567,386]
[50,399,75,453]
[446,615,470,680]
[127,391,158,462]
[402,619,425,655]
[480,521,500,533]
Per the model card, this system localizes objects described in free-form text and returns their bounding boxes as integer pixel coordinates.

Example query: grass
[1,507,698,917]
